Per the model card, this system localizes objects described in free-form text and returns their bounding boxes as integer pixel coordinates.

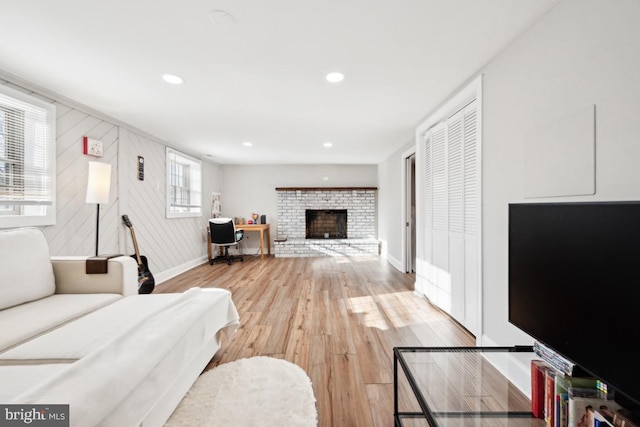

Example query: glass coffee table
[393,346,546,427]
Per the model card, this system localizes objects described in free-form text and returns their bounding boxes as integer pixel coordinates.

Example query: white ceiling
[0,0,560,165]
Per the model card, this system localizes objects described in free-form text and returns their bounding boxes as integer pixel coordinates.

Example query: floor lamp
[85,161,112,256]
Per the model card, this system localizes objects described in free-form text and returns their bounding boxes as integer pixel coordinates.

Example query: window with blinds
[0,85,56,228]
[166,147,202,218]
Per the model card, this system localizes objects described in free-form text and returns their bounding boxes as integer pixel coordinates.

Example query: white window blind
[166,147,202,218]
[0,85,56,228]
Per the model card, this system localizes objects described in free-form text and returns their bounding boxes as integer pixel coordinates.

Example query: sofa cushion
[0,294,121,353]
[0,294,181,360]
[0,228,56,310]
[9,288,240,427]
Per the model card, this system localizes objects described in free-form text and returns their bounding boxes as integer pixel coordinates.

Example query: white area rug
[165,356,317,427]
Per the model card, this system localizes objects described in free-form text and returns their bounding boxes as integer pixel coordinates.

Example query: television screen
[508,201,640,409]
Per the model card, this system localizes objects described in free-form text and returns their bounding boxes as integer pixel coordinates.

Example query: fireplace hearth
[305,209,347,239]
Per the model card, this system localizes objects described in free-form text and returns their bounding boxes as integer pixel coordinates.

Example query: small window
[0,85,56,228]
[166,147,202,218]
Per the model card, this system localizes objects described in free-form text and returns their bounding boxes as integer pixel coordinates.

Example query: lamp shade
[85,161,112,204]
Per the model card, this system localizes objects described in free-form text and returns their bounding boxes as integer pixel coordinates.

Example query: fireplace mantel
[275,187,377,191]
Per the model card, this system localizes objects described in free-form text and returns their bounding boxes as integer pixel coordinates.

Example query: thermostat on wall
[138,156,144,181]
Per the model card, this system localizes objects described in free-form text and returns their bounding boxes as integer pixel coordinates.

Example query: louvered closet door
[422,132,433,300]
[421,99,479,335]
[462,104,479,335]
[447,109,465,321]
[430,123,449,307]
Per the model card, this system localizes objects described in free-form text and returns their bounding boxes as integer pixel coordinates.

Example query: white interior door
[418,99,480,336]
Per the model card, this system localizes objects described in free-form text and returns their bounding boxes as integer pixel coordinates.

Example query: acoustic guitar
[122,214,155,294]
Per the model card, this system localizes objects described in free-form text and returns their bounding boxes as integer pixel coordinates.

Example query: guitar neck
[129,228,143,267]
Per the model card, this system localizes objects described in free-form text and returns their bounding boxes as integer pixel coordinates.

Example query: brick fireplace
[275,187,379,257]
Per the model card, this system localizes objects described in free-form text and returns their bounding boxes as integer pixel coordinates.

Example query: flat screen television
[508,201,640,410]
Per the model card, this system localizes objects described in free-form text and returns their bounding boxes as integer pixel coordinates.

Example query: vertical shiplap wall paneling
[120,129,210,282]
[52,105,120,256]
[45,103,91,253]
[120,128,165,272]
[1,76,211,282]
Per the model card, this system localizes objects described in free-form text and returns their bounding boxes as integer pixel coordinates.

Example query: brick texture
[275,189,379,257]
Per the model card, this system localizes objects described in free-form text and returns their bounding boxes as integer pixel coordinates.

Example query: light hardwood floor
[156,254,523,426]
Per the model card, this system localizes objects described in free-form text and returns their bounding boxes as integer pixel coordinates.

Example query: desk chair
[209,218,244,265]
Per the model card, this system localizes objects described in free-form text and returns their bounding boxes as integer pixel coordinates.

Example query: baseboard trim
[386,254,403,272]
[154,256,208,285]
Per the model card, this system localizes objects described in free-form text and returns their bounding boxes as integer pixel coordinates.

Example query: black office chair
[209,218,244,265]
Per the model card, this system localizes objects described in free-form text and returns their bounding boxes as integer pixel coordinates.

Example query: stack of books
[530,359,638,427]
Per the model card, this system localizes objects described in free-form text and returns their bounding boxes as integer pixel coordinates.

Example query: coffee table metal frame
[393,346,536,427]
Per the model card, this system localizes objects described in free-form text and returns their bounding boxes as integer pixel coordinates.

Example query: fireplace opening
[305,209,347,239]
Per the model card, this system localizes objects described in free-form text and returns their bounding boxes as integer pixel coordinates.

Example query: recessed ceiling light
[242,141,253,147]
[162,74,184,85]
[326,72,345,83]
[323,176,329,181]
[323,142,333,148]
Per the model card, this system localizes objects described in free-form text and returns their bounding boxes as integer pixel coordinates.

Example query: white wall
[477,0,640,391]
[377,140,414,271]
[220,164,377,255]
[482,0,640,344]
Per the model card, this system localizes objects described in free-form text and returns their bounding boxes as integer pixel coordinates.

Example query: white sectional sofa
[0,227,240,426]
